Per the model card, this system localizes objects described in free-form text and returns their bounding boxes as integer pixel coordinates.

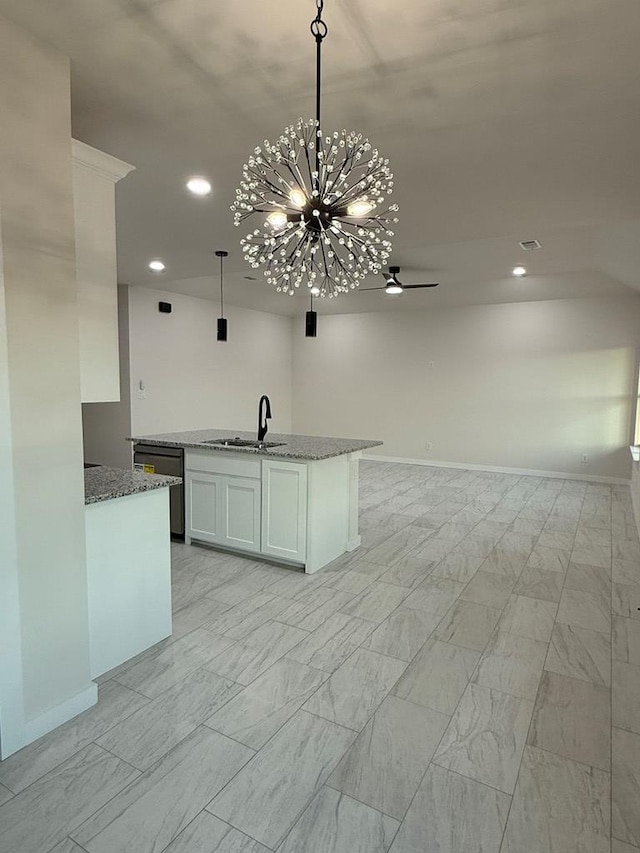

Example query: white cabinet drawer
[185,450,261,479]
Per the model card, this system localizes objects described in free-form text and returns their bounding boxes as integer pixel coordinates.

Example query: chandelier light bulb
[290,188,306,208]
[309,286,320,296]
[347,199,374,217]
[266,211,288,230]
[512,265,527,277]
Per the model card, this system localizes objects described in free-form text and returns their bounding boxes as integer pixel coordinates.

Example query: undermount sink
[203,437,285,450]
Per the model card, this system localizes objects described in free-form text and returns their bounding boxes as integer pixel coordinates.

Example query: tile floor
[1,459,640,852]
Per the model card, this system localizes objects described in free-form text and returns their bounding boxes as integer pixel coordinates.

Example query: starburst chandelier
[231,0,399,299]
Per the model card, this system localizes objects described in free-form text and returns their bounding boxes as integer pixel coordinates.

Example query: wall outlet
[425,441,432,451]
[581,453,588,463]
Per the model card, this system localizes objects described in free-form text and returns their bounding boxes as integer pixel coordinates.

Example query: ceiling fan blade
[402,283,440,289]
[358,286,389,291]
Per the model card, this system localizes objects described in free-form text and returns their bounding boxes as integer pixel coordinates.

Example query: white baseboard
[19,683,97,751]
[361,453,630,486]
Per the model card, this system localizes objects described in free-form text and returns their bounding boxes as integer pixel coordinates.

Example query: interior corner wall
[0,14,93,755]
[291,296,640,480]
[82,284,133,467]
[126,286,294,439]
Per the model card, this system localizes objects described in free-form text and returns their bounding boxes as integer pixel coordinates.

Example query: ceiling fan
[358,266,440,295]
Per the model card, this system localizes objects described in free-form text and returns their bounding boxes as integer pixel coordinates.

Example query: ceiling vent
[518,239,542,250]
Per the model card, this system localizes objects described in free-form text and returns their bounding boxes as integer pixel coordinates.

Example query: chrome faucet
[257,395,272,442]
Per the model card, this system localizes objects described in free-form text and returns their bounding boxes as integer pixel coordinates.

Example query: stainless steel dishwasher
[133,443,184,538]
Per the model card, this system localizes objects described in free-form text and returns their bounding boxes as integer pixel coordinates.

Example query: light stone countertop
[84,465,181,505]
[129,429,383,461]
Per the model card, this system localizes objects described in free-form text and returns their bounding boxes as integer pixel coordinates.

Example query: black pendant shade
[305,310,317,337]
[217,317,228,342]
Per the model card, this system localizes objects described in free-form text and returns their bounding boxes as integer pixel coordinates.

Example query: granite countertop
[129,429,383,461]
[85,465,182,505]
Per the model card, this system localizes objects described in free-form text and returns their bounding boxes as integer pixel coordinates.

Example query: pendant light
[305,292,318,337]
[216,249,228,341]
[231,0,398,299]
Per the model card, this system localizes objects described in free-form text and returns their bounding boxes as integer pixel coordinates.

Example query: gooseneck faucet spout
[257,395,272,442]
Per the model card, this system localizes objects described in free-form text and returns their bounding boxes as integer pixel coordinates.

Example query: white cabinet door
[220,475,261,554]
[261,459,307,563]
[186,471,221,544]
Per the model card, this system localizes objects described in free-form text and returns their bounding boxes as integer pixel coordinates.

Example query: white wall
[292,296,640,480]
[128,285,293,438]
[0,15,93,756]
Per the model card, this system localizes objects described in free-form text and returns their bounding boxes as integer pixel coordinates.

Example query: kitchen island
[85,465,181,677]
[130,429,383,573]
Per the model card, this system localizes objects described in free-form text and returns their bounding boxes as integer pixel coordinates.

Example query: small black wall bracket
[158,301,172,313]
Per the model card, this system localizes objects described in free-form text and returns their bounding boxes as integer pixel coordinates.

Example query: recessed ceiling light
[186,176,212,197]
[148,259,166,272]
[512,265,527,277]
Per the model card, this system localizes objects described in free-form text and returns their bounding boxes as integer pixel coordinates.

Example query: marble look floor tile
[0,744,139,853]
[278,786,399,853]
[545,623,611,687]
[0,681,148,793]
[453,534,496,559]
[613,558,640,586]
[203,593,291,639]
[0,785,12,807]
[480,548,528,578]
[163,811,270,852]
[613,661,640,735]
[613,727,640,847]
[613,582,640,619]
[574,526,612,550]
[72,727,252,853]
[402,576,466,617]
[514,565,565,602]
[204,658,327,749]
[408,537,455,562]
[528,671,611,770]
[172,596,234,639]
[206,621,308,685]
[364,527,432,566]
[378,555,436,589]
[495,531,538,557]
[323,567,376,595]
[207,571,282,607]
[614,540,640,563]
[502,746,610,853]
[434,600,501,651]
[48,839,87,853]
[461,570,515,609]
[611,840,640,853]
[543,516,579,535]
[471,519,510,541]
[114,628,235,698]
[275,587,354,632]
[286,612,375,673]
[388,764,510,853]
[328,695,448,820]
[571,543,612,569]
[361,607,440,661]
[433,682,534,794]
[392,637,480,714]
[431,552,484,583]
[96,669,240,770]
[537,531,576,551]
[207,711,356,850]
[432,521,478,544]
[303,647,406,731]
[171,572,223,611]
[564,561,611,598]
[340,581,408,624]
[556,588,611,635]
[260,571,329,600]
[613,617,640,664]
[473,631,547,700]
[510,516,546,535]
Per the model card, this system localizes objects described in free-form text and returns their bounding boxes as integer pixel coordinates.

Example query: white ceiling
[2,0,640,316]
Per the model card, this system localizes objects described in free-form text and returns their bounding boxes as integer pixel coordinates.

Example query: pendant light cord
[310,0,327,184]
[219,253,224,318]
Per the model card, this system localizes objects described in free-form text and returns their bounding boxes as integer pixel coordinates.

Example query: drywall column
[0,15,95,757]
